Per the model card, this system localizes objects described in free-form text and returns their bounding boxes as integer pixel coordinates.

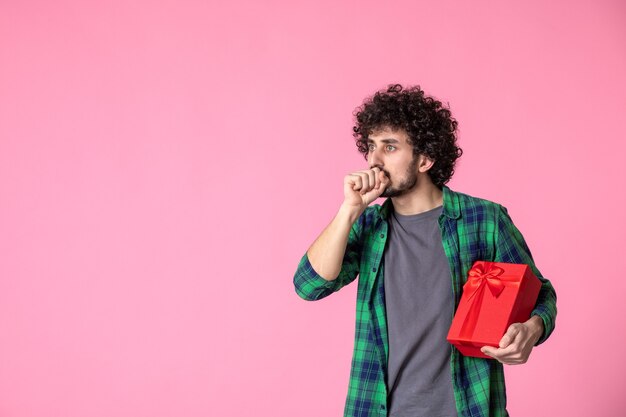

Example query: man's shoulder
[447,187,505,218]
[452,188,502,207]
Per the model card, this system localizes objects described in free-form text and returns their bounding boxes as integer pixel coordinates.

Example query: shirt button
[380,233,385,238]
[372,267,377,272]
[380,405,386,410]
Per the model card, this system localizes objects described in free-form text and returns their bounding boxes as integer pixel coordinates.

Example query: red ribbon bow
[465,263,506,300]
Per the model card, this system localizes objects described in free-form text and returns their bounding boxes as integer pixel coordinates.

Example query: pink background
[1,1,625,416]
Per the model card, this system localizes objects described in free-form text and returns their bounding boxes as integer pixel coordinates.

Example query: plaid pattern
[293,185,557,417]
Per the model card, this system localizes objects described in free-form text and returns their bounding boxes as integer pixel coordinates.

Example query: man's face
[366,127,420,198]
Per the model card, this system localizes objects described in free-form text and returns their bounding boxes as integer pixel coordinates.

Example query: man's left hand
[480,315,544,365]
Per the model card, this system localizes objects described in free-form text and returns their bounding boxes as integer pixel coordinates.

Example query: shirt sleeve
[494,204,557,346]
[293,214,363,301]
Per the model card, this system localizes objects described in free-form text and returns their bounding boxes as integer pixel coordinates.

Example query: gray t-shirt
[383,204,458,417]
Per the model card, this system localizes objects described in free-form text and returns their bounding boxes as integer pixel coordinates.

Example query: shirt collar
[378,184,460,220]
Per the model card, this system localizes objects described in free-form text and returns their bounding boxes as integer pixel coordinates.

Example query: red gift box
[447,261,542,358]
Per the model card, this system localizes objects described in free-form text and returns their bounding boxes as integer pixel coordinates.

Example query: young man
[292,84,557,417]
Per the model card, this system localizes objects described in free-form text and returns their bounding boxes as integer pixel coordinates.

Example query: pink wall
[1,1,625,416]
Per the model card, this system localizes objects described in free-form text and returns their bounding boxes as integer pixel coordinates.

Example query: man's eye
[386,145,396,151]
[368,145,375,151]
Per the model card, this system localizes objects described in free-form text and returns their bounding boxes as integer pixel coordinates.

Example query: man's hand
[480,315,544,365]
[343,167,390,211]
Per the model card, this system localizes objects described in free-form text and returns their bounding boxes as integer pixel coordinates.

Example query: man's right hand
[343,167,390,212]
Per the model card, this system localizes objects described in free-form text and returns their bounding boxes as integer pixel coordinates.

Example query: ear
[418,154,436,173]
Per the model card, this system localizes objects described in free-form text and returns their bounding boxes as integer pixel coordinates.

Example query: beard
[379,155,419,198]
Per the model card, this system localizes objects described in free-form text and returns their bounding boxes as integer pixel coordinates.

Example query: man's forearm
[306,203,363,281]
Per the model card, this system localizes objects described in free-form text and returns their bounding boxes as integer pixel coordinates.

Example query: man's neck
[391,181,444,215]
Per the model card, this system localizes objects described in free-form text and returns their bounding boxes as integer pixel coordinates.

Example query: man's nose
[368,149,383,167]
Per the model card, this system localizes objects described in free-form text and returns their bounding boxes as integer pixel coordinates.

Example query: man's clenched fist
[343,167,390,211]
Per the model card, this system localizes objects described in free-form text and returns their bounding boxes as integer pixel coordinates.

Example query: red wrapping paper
[447,261,542,358]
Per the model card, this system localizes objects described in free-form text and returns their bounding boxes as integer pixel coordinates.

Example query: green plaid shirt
[293,185,557,417]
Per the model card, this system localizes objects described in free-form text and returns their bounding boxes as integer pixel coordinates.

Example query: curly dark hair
[352,84,463,188]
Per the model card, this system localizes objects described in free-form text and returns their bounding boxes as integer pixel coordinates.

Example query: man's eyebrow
[366,138,400,144]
